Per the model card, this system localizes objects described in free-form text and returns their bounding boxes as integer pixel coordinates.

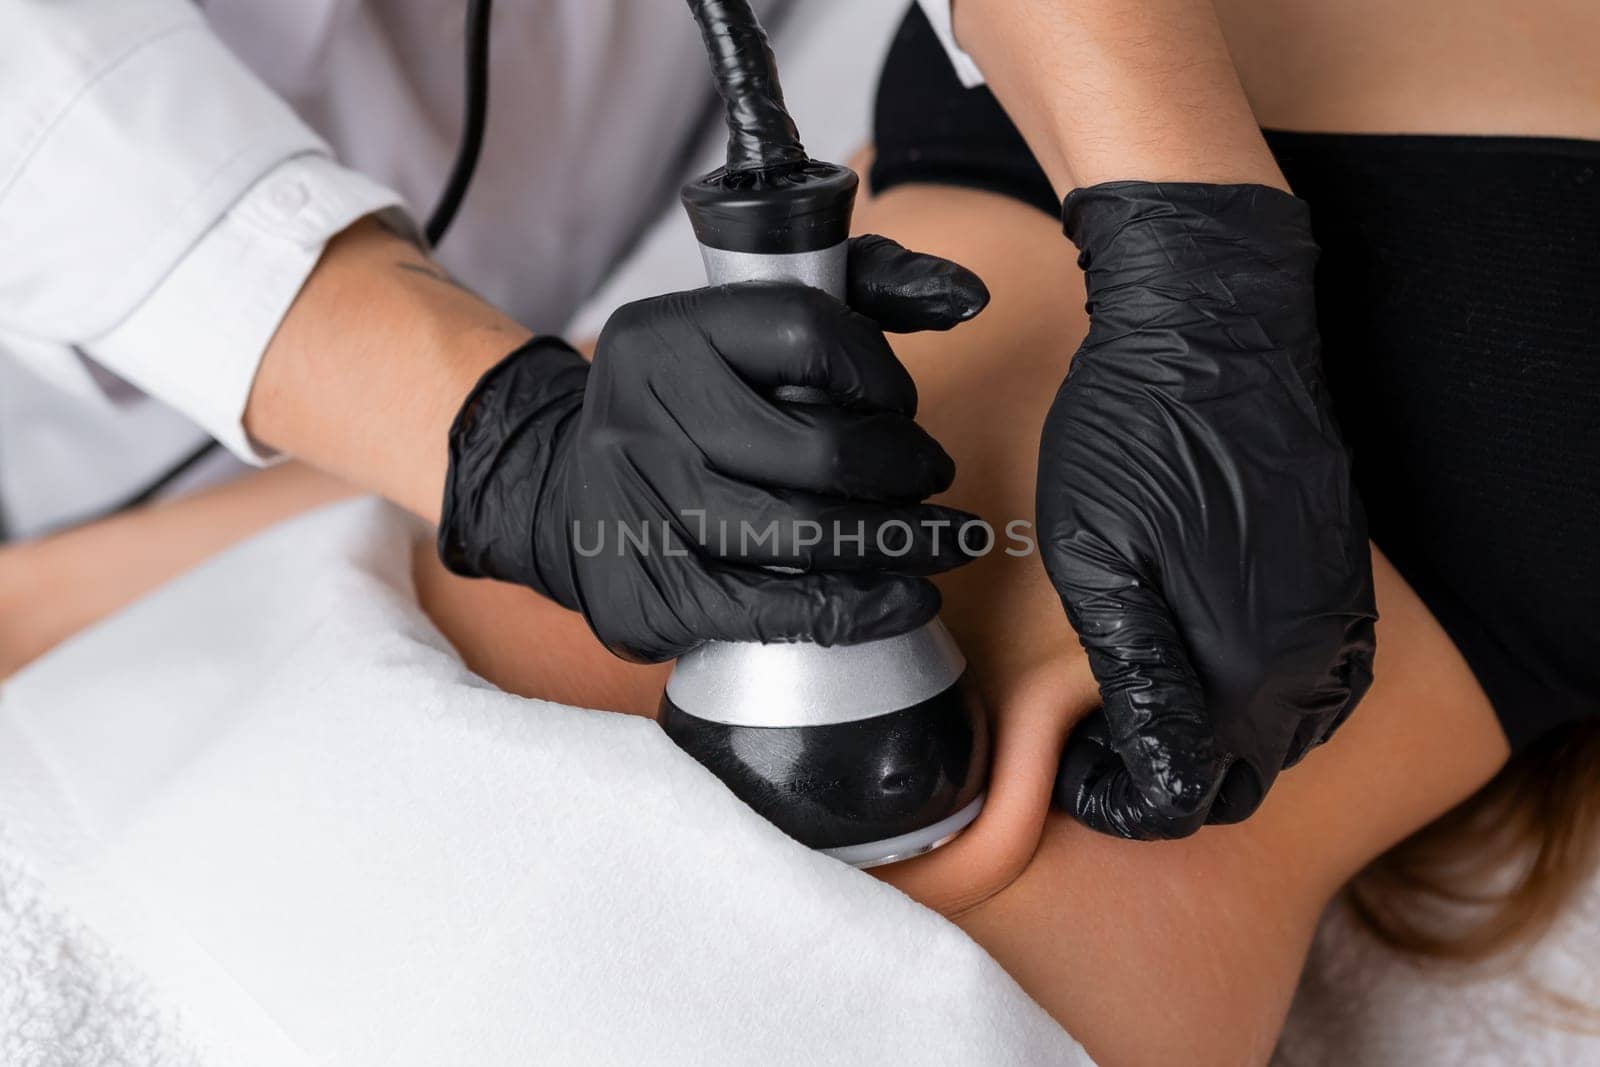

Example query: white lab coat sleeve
[0,0,410,463]
[913,0,987,88]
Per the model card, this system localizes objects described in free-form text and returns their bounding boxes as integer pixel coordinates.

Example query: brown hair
[1348,722,1600,970]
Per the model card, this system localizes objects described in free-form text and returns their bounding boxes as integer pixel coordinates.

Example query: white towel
[8,496,1600,1065]
[0,825,209,1067]
[0,498,1087,1066]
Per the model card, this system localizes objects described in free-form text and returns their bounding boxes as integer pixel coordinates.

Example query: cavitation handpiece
[660,0,988,868]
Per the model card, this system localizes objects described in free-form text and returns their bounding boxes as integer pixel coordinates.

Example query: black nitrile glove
[440,235,990,663]
[1040,182,1377,840]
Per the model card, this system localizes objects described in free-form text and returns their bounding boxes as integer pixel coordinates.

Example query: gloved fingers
[1336,619,1377,731]
[1063,576,1227,827]
[1275,683,1350,770]
[1212,619,1379,821]
[687,283,921,414]
[1281,714,1329,770]
[1200,760,1266,825]
[1283,630,1376,767]
[846,234,991,333]
[695,565,942,647]
[695,493,982,575]
[1052,710,1212,841]
[692,401,956,502]
[787,501,982,575]
[677,469,980,573]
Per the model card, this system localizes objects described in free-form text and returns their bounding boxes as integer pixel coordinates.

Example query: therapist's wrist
[245,217,532,523]
[950,0,1290,194]
[1048,127,1289,194]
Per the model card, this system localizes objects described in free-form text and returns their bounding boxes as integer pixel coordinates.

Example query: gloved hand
[439,235,990,663]
[1039,181,1377,840]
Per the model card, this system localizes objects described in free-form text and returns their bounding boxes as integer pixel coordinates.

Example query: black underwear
[872,5,1600,752]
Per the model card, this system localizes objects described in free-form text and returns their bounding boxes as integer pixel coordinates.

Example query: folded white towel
[0,824,208,1067]
[0,499,1087,1066]
[9,492,1600,1065]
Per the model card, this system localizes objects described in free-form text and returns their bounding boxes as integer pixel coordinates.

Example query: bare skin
[1214,0,1600,141]
[242,216,531,524]
[952,0,1600,197]
[952,0,1291,193]
[0,463,356,678]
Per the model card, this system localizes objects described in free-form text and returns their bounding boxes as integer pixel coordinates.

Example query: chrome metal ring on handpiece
[666,618,966,728]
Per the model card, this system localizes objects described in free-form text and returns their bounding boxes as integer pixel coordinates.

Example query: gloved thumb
[1055,710,1225,841]
[698,565,943,649]
[1053,579,1227,839]
[846,235,989,333]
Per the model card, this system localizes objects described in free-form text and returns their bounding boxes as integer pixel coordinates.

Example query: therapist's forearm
[952,0,1287,194]
[244,218,533,523]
